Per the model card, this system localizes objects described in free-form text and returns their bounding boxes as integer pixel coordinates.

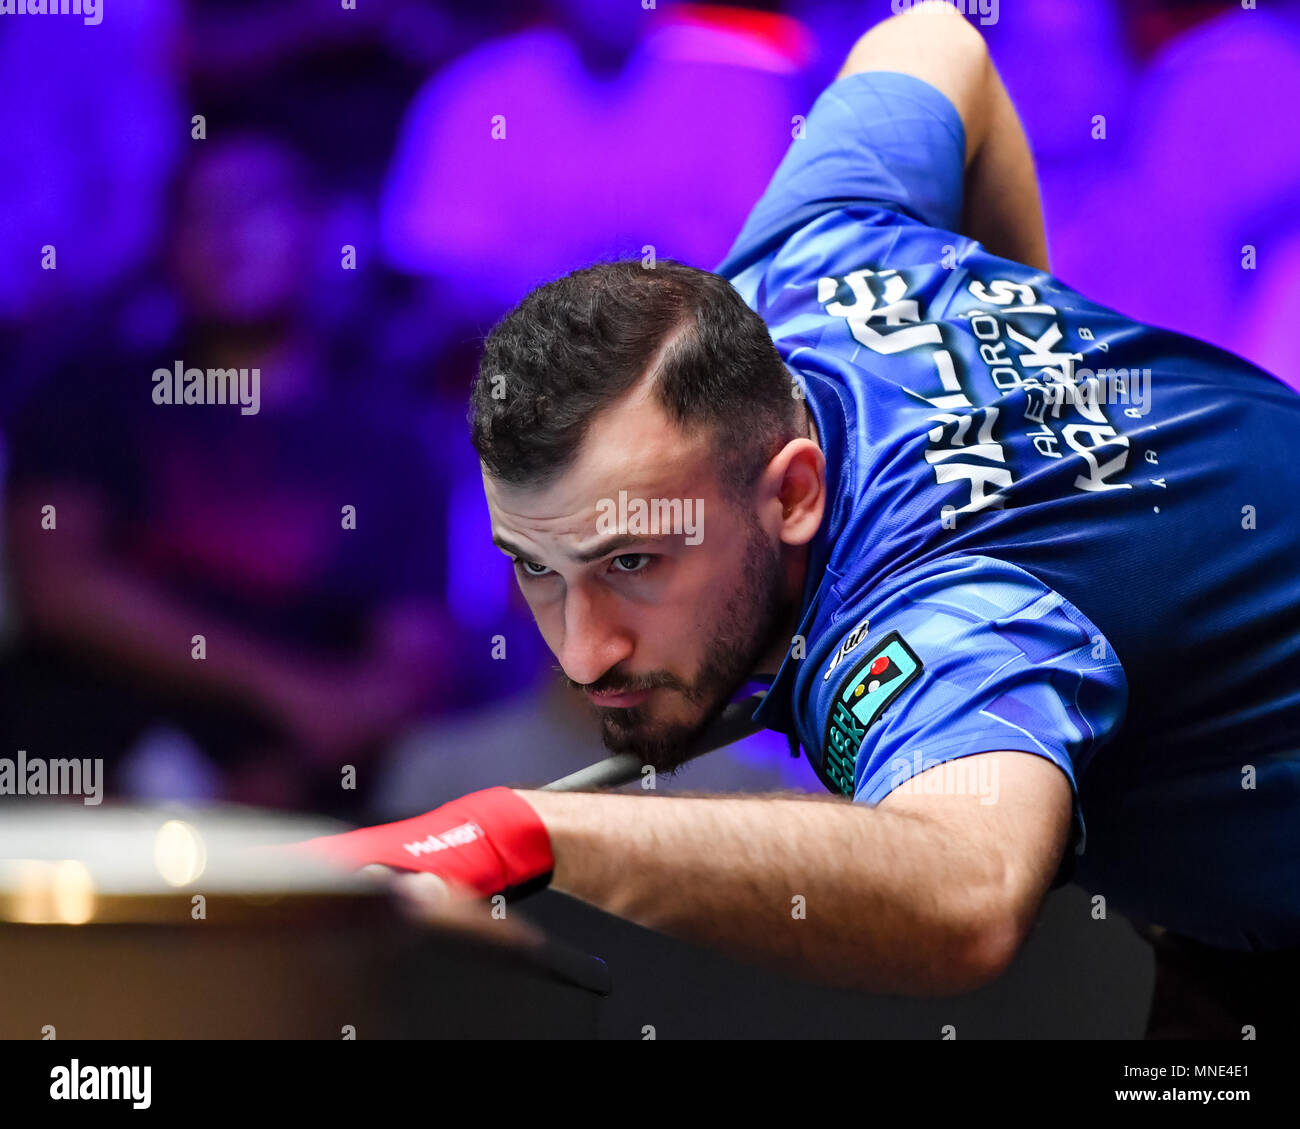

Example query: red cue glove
[287,787,554,899]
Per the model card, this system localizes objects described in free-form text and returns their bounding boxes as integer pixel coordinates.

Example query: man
[296,6,1300,1032]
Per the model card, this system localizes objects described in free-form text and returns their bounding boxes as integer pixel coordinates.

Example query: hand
[361,866,545,948]
[286,788,554,899]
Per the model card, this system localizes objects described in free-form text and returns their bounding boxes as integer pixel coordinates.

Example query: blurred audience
[379,0,810,386]
[0,0,185,413]
[1,133,454,818]
[1073,2,1300,383]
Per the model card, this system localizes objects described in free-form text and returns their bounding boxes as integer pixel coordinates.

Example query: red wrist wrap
[290,787,554,898]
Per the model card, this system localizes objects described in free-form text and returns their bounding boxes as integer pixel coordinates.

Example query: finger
[389,871,457,922]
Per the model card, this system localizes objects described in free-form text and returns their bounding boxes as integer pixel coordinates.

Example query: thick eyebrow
[570,533,673,564]
[492,532,674,565]
[492,535,529,560]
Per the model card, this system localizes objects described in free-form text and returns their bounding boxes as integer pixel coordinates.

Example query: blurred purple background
[1,0,1297,820]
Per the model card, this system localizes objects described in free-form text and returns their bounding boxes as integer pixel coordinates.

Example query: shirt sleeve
[804,555,1128,883]
[716,70,967,278]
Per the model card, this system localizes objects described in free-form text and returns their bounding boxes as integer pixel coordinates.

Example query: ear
[756,437,826,547]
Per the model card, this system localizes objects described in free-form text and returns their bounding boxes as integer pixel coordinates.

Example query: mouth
[585,688,653,709]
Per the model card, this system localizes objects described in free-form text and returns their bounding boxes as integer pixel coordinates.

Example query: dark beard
[573,513,794,773]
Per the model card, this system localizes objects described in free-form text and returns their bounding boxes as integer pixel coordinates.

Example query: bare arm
[517,750,1072,996]
[838,4,1051,272]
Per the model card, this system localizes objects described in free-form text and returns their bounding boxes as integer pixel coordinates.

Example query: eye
[610,553,651,574]
[516,560,553,578]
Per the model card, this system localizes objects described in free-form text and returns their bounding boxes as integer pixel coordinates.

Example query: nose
[556,583,633,688]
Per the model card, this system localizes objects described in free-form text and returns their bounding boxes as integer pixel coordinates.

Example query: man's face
[483,381,795,772]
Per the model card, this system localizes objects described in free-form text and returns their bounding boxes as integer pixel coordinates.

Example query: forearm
[519,788,1010,996]
[960,59,1051,272]
[839,6,1050,272]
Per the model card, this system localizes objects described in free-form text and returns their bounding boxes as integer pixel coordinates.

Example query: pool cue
[541,691,767,792]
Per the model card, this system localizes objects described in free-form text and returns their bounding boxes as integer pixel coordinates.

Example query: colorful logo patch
[820,631,922,796]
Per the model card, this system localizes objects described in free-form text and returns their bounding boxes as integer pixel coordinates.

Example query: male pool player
[296,6,1300,1033]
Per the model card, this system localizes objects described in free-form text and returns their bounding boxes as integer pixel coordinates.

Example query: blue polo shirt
[717,71,1300,952]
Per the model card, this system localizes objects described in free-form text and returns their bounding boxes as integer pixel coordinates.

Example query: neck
[752,540,812,679]
[748,399,825,680]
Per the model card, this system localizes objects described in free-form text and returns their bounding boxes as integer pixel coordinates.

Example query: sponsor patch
[820,631,922,796]
[822,617,870,681]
